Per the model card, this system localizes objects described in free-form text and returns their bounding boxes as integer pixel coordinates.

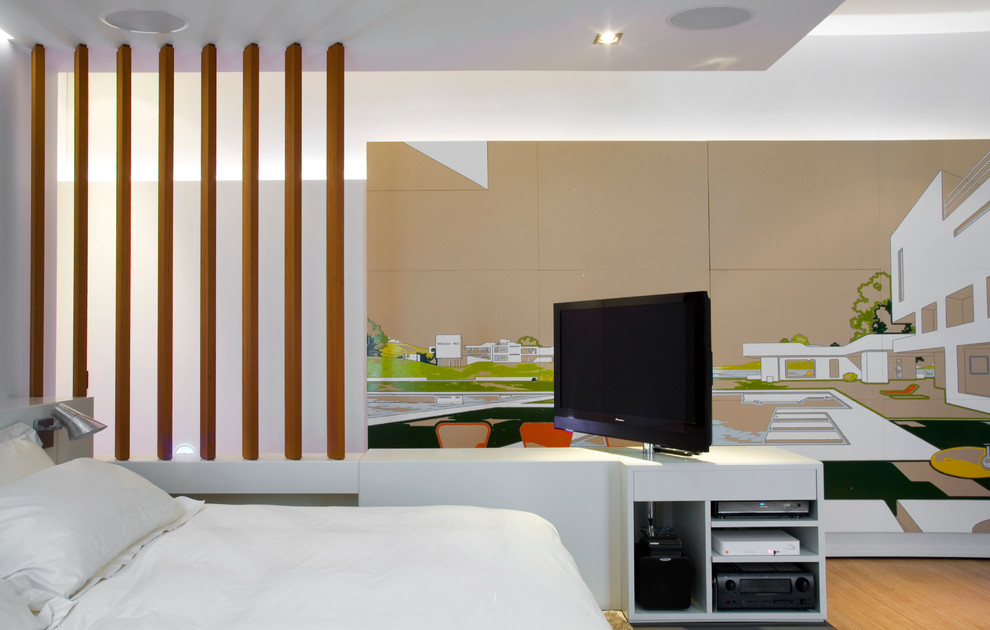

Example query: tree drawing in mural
[367,319,388,358]
[849,272,914,340]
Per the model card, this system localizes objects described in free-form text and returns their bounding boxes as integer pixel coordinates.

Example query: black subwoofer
[634,555,693,610]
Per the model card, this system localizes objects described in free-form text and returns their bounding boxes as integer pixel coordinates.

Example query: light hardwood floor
[826,558,990,629]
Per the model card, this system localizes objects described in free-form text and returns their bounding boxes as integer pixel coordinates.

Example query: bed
[0,424,610,630]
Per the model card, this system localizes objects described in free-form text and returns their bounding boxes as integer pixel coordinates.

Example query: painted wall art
[367,140,990,536]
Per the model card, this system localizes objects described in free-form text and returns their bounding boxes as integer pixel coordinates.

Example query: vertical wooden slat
[200,44,217,461]
[158,44,174,461]
[284,43,303,460]
[72,45,89,399]
[326,43,345,459]
[115,45,131,461]
[242,44,260,460]
[29,44,45,398]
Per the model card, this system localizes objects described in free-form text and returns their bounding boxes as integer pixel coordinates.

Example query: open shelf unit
[619,446,826,625]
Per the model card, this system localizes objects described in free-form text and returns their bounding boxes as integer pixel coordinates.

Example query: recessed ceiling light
[101,9,188,34]
[669,6,752,30]
[593,32,623,45]
[0,27,12,41]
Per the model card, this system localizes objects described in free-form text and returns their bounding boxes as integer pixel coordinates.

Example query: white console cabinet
[621,446,826,625]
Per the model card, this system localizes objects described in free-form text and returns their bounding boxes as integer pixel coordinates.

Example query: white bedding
[53,503,610,630]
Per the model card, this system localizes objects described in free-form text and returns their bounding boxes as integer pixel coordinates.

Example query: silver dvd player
[714,500,810,518]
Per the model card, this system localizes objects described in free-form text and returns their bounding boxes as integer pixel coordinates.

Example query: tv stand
[620,446,826,624]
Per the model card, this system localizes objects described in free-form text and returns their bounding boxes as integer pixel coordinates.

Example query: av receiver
[713,563,815,610]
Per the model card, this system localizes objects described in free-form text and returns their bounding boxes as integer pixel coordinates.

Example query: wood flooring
[607,558,990,629]
[826,558,990,629]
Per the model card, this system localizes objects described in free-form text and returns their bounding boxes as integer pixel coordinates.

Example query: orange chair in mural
[520,422,573,447]
[435,422,491,448]
[879,383,928,399]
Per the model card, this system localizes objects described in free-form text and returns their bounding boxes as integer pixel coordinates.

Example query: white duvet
[53,503,610,630]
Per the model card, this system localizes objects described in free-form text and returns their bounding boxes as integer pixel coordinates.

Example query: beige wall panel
[877,140,990,240]
[711,269,879,368]
[709,142,883,271]
[538,269,711,348]
[367,142,488,191]
[367,270,540,350]
[537,142,709,271]
[368,142,538,271]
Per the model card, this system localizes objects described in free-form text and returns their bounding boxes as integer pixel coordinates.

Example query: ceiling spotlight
[594,32,623,45]
[101,9,188,34]
[669,6,752,30]
[0,27,12,41]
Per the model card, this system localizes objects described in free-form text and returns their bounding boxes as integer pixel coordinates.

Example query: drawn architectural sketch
[367,140,990,538]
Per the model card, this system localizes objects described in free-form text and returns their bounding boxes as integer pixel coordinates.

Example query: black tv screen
[553,291,712,455]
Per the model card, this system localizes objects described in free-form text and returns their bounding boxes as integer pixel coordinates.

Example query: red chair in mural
[520,422,573,447]
[879,383,928,399]
[435,421,491,448]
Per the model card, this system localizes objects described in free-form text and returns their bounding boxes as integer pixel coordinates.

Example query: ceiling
[0,0,918,72]
[1,0,988,73]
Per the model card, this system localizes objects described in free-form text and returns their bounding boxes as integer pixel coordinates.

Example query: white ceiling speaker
[101,9,188,34]
[669,6,753,30]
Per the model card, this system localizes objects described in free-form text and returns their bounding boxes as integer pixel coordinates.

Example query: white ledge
[106,453,362,495]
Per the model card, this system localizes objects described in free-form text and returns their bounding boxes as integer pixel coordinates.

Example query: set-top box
[714,500,809,518]
[712,529,799,556]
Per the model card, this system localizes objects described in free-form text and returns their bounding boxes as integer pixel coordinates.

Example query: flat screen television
[553,291,712,455]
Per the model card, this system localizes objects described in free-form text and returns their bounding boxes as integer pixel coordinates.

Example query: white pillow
[0,579,42,630]
[0,458,183,611]
[0,422,42,446]
[0,423,54,486]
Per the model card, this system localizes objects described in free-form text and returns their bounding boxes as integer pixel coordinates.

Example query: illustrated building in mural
[434,334,463,366]
[890,153,990,414]
[464,339,554,365]
[744,334,897,384]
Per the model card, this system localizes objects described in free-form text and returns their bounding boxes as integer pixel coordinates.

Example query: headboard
[0,397,96,463]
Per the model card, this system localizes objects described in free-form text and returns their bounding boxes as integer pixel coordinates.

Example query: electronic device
[635,527,692,610]
[714,563,815,610]
[553,291,712,455]
[638,527,682,557]
[636,555,693,610]
[712,529,799,556]
[714,500,810,518]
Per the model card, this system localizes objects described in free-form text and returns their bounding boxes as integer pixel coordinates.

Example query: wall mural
[367,140,990,536]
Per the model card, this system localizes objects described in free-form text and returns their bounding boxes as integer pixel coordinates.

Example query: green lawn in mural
[369,380,553,393]
[369,357,552,381]
[823,461,953,513]
[895,419,990,452]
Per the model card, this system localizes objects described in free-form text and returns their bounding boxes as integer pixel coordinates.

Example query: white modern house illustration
[889,154,990,414]
[743,152,990,415]
[431,334,554,366]
[743,334,898,384]
[464,339,554,364]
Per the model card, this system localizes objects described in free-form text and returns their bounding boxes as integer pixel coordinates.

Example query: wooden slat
[158,44,174,461]
[72,45,89,399]
[200,44,217,461]
[115,45,131,461]
[29,44,45,398]
[284,43,303,460]
[326,43,345,459]
[242,43,260,460]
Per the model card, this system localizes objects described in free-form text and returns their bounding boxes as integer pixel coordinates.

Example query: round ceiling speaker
[669,6,753,30]
[101,9,188,34]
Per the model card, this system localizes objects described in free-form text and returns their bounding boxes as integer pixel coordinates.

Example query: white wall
[0,41,31,397]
